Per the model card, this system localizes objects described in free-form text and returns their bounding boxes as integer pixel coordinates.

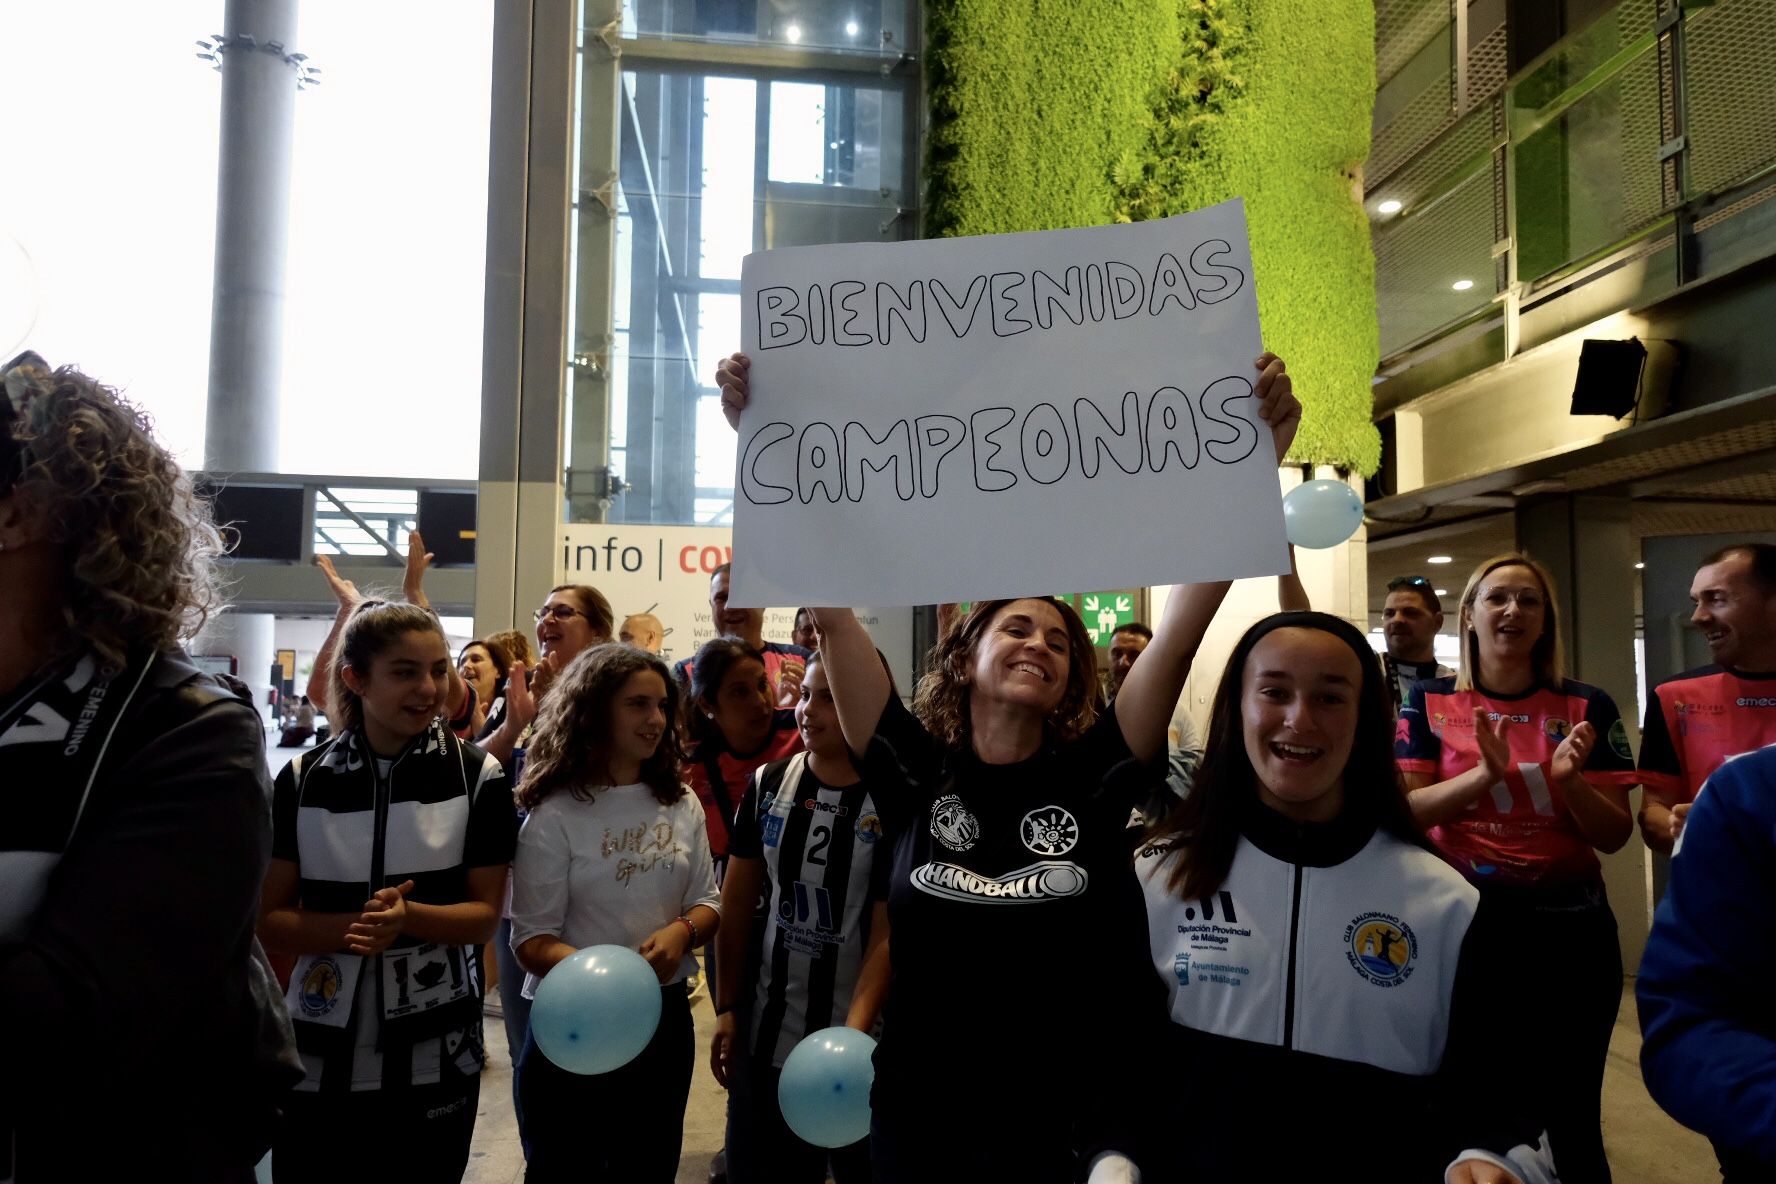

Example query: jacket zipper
[1282,859,1304,1049]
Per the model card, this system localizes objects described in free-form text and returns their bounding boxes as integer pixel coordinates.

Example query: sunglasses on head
[1387,576,1432,591]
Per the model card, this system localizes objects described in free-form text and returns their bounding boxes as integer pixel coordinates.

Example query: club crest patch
[930,793,981,852]
[1344,912,1418,988]
[855,811,883,844]
[299,955,346,1018]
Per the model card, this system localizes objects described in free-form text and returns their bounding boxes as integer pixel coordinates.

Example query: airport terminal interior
[7,0,1776,1179]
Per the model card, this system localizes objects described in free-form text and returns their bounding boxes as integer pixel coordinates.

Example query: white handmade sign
[730,198,1292,607]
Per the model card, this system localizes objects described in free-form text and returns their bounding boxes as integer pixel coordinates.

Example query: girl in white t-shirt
[510,643,722,1183]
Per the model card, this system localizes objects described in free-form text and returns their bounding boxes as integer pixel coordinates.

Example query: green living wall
[926,0,1381,474]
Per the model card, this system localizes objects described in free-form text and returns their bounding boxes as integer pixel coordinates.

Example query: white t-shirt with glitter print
[509,782,721,997]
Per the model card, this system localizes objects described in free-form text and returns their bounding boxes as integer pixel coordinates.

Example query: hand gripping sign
[730,199,1290,607]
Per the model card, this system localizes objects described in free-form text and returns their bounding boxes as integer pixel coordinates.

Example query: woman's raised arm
[1115,353,1302,762]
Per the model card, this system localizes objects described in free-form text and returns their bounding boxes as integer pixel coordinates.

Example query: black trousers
[1486,887,1623,1184]
[726,1054,871,1184]
[870,1103,1077,1184]
[516,980,695,1184]
[271,1068,480,1184]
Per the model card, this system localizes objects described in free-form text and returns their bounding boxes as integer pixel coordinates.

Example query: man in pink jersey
[1638,544,1776,853]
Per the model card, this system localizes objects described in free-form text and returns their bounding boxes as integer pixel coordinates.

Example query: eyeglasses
[1475,587,1544,609]
[533,604,589,623]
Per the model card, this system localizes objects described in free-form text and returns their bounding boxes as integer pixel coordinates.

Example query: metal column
[199,0,304,719]
[475,0,579,636]
[204,0,301,474]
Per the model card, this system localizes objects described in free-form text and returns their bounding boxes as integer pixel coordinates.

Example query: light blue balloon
[529,945,661,1075]
[1282,478,1364,549]
[778,1026,877,1148]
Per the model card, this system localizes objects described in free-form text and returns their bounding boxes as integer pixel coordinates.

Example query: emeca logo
[911,860,1088,904]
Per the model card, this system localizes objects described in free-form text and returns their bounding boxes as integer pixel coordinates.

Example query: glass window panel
[699,78,758,280]
[695,395,734,488]
[697,293,742,389]
[613,203,634,331]
[589,62,912,526]
[769,82,893,191]
[695,497,735,525]
[610,329,631,447]
[1513,45,1663,283]
[622,0,912,56]
[770,82,828,183]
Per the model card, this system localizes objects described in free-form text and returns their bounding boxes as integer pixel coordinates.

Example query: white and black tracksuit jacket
[1134,800,1540,1179]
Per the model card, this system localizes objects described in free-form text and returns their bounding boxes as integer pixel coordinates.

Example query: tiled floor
[462,986,726,1184]
[458,983,1719,1183]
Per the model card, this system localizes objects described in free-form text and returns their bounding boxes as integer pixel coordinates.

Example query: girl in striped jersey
[1397,554,1638,1184]
[711,651,893,1184]
[260,601,517,1184]
[510,644,722,1183]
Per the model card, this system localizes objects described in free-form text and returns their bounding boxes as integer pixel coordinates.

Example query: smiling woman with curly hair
[0,352,297,1179]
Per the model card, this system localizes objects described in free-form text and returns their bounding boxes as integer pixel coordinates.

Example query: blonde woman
[1396,553,1636,1184]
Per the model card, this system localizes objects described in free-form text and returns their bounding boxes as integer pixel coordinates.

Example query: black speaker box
[1570,338,1647,419]
[418,489,477,566]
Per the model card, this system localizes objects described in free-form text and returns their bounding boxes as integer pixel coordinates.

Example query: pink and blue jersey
[1638,664,1776,805]
[1396,677,1638,887]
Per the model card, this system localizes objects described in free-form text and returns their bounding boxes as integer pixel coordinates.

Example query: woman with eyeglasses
[1396,552,1638,1184]
[480,583,615,769]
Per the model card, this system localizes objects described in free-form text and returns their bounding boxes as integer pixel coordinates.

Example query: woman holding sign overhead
[714,350,1301,1182]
